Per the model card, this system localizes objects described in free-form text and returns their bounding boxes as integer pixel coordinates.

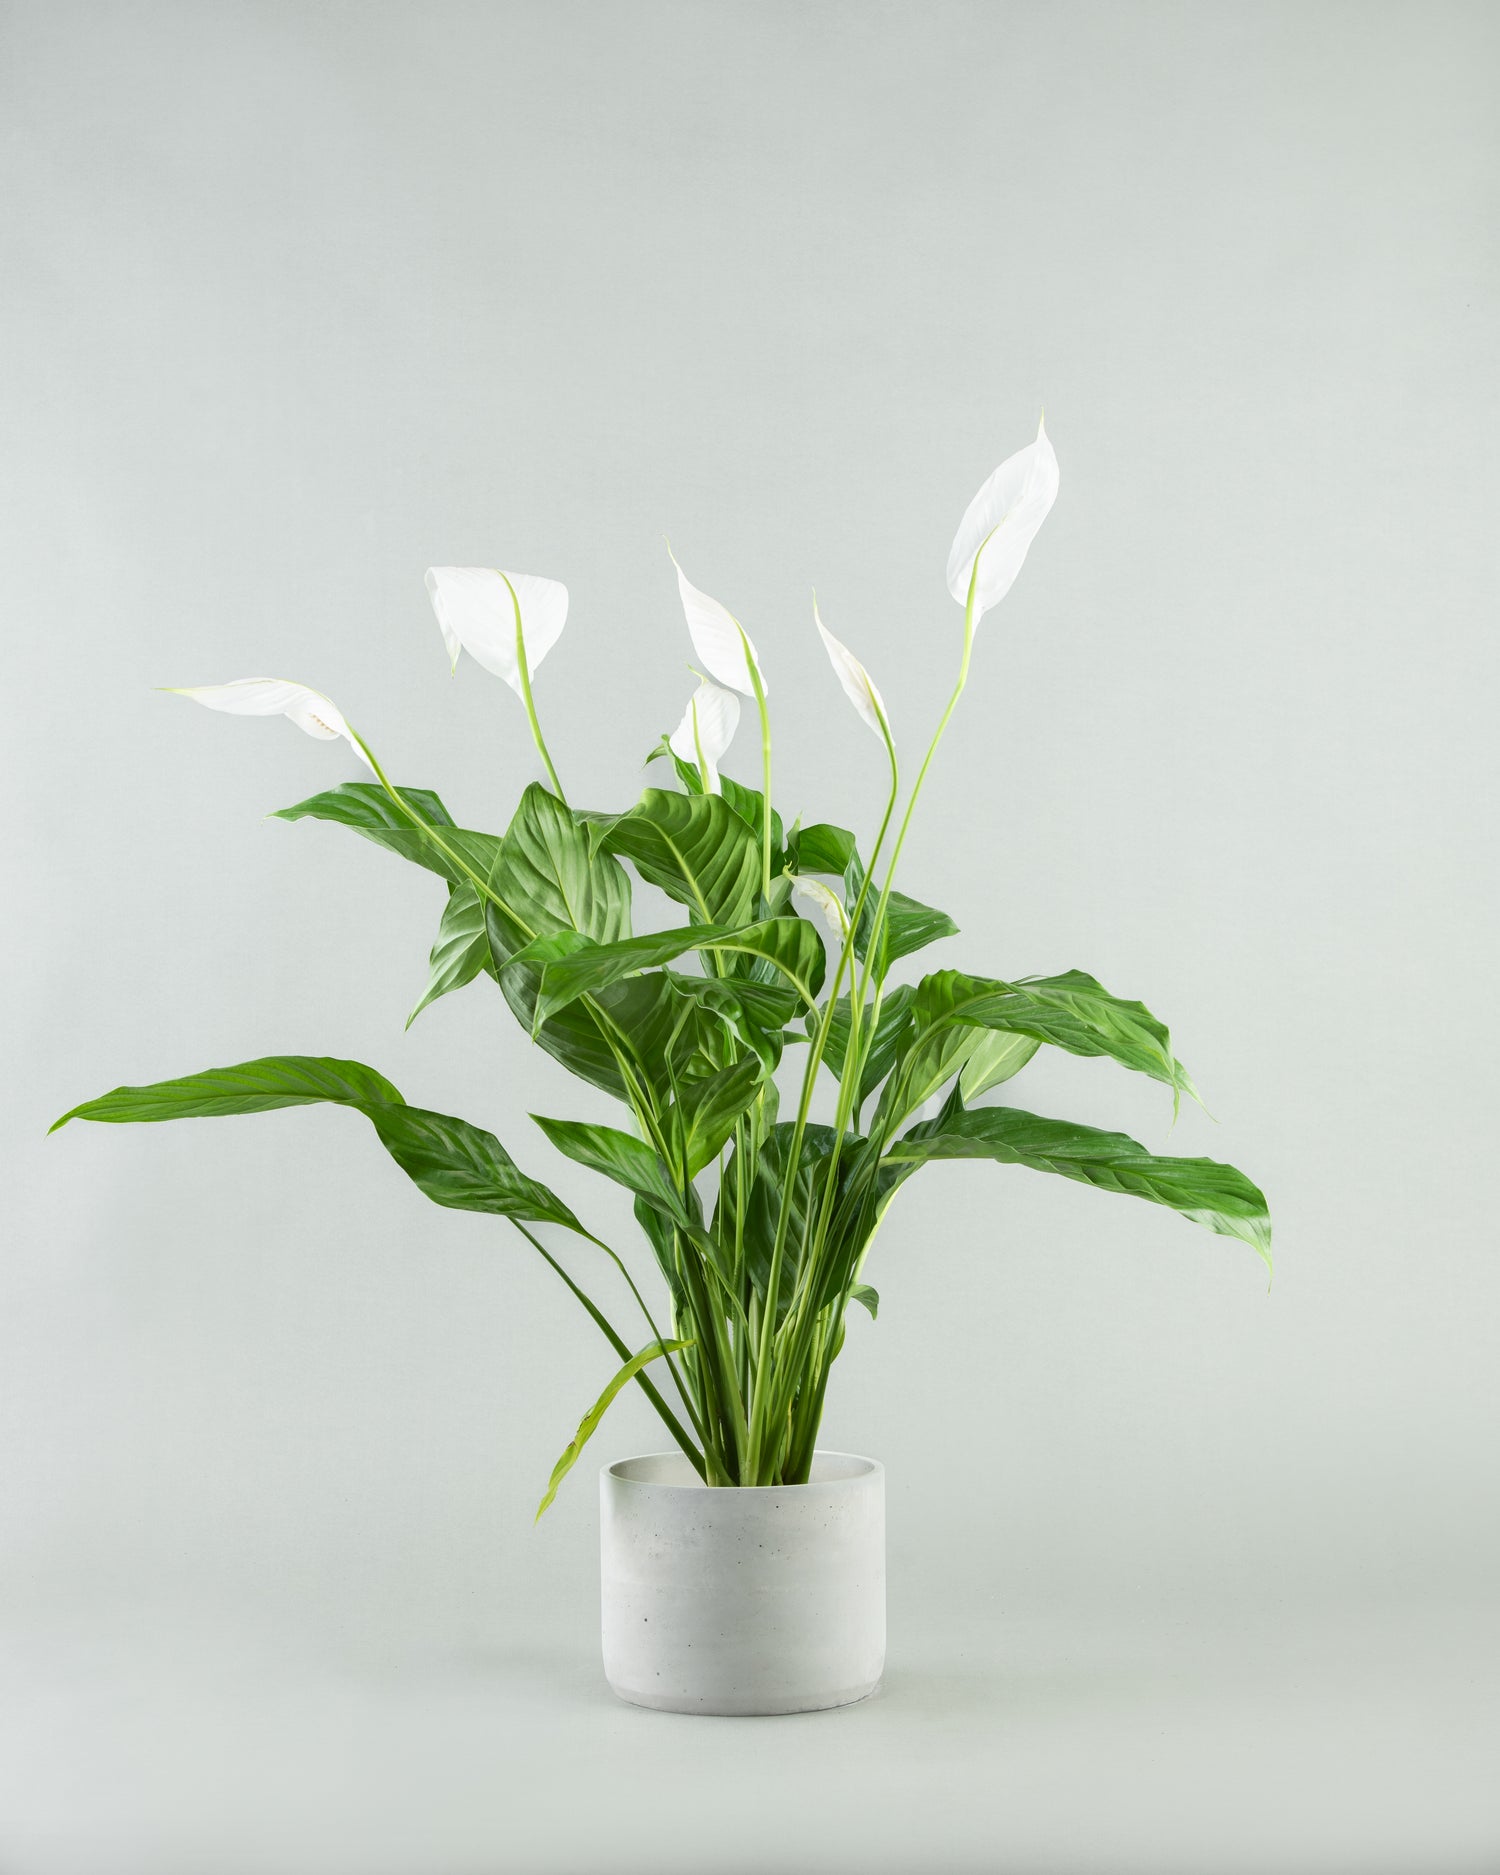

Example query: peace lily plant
[54,422,1271,1515]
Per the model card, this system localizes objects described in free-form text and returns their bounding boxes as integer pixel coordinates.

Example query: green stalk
[742,635,774,903]
[511,1222,704,1479]
[500,571,567,804]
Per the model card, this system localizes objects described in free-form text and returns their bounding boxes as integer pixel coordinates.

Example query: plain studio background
[2,3,1496,1871]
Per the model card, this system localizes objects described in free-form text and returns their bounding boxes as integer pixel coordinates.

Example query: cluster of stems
[355,569,982,1487]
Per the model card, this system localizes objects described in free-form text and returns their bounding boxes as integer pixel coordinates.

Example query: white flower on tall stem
[668,547,774,897]
[163,679,375,771]
[668,677,740,796]
[945,416,1060,625]
[813,598,892,748]
[424,566,569,799]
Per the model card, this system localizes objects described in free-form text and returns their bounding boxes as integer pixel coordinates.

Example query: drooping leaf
[886,1102,1271,1270]
[912,968,1199,1111]
[530,1115,684,1217]
[601,789,763,929]
[272,783,502,889]
[535,1337,693,1521]
[849,1283,880,1320]
[407,883,493,1027]
[52,1056,581,1230]
[51,1055,404,1127]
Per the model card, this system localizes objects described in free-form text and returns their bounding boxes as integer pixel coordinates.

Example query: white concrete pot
[599,1451,885,1716]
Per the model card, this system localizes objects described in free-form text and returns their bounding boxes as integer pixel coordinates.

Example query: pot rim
[603,1450,883,1493]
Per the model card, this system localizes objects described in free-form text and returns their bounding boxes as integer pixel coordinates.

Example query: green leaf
[787,823,858,876]
[529,918,825,1031]
[535,1337,693,1521]
[601,789,762,928]
[788,825,957,971]
[51,1055,404,1127]
[912,969,1199,1111]
[815,985,916,1105]
[407,883,493,1027]
[273,780,456,834]
[52,1056,582,1230]
[859,890,960,971]
[731,1123,849,1324]
[886,1102,1272,1271]
[494,784,631,945]
[364,1104,583,1228]
[273,783,502,888]
[672,1054,765,1178]
[849,1283,880,1320]
[530,1114,683,1216]
[653,742,786,874]
[959,1031,1040,1100]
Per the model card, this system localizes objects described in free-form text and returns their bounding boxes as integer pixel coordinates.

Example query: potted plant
[52,420,1270,1715]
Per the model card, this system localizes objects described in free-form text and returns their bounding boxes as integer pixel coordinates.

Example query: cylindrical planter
[599,1450,885,1716]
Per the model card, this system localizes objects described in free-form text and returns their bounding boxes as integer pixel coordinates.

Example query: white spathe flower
[425,567,568,698]
[945,416,1060,622]
[669,550,766,698]
[668,677,740,795]
[165,679,373,771]
[792,875,850,943]
[813,598,889,743]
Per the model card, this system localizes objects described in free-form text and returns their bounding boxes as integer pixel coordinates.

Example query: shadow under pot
[599,1451,885,1716]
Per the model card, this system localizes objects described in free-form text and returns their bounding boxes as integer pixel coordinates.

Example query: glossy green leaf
[887,1103,1271,1270]
[535,1337,693,1521]
[528,917,824,1031]
[601,789,762,928]
[272,782,502,888]
[815,985,916,1104]
[530,1114,683,1216]
[912,969,1199,1110]
[672,1054,765,1178]
[407,883,493,1027]
[52,1055,581,1230]
[494,784,631,944]
[959,1031,1041,1100]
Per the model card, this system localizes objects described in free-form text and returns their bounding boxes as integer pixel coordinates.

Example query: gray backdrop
[3,3,1496,1871]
